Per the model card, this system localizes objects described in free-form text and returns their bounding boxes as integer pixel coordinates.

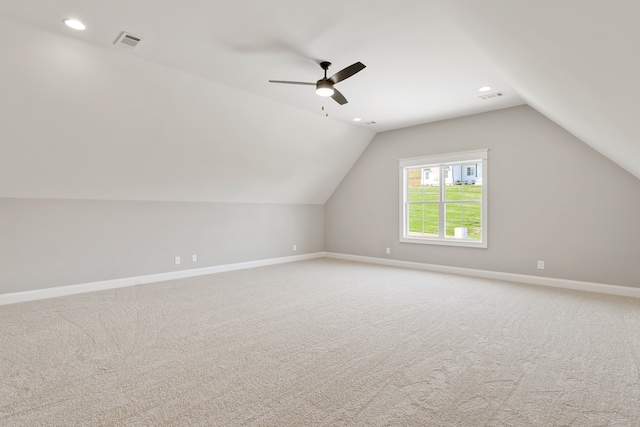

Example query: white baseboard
[325,252,640,299]
[0,252,325,306]
[4,251,638,306]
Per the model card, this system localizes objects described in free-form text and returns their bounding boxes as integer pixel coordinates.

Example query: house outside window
[399,149,488,248]
[421,167,440,186]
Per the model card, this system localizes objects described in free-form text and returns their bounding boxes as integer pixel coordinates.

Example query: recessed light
[63,19,86,30]
[353,118,362,122]
[478,86,491,92]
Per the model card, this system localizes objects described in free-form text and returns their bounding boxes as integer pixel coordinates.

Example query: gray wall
[4,105,640,295]
[325,105,640,288]
[0,198,324,294]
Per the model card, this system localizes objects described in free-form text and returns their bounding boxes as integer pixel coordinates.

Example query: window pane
[462,203,481,219]
[445,203,481,239]
[445,203,462,237]
[408,204,422,234]
[463,202,481,240]
[445,162,482,201]
[464,222,482,240]
[445,164,463,200]
[407,167,440,202]
[445,181,462,201]
[407,203,438,236]
[462,182,482,201]
[462,162,482,201]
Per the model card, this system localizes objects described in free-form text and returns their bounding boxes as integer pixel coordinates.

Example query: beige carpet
[1,258,640,426]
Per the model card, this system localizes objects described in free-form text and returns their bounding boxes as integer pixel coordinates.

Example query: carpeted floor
[1,258,639,426]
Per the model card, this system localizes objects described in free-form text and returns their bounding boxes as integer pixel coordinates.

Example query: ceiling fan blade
[329,62,366,84]
[268,80,315,86]
[331,87,348,105]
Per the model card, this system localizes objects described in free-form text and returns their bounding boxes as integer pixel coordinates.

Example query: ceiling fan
[269,61,366,105]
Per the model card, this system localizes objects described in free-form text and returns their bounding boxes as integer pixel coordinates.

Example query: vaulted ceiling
[0,0,638,205]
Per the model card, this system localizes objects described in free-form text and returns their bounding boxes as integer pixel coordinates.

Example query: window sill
[400,236,487,248]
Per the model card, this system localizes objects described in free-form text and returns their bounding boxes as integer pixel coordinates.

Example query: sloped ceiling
[0,0,638,207]
[442,0,640,181]
[0,0,524,132]
[0,14,375,204]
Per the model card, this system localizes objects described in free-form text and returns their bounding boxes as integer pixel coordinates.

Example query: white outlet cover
[293,245,297,251]
[192,254,197,262]
[175,256,181,265]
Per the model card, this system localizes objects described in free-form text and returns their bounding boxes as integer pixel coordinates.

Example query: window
[399,149,488,248]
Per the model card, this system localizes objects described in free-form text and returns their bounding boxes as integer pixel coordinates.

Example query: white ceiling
[445,0,640,181]
[1,0,639,206]
[0,13,374,204]
[0,0,524,132]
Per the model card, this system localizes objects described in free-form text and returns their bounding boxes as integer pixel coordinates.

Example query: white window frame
[399,149,488,248]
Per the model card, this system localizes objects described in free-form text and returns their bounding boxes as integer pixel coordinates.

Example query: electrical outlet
[293,244,297,251]
[537,260,544,270]
[175,256,181,265]
[386,248,391,255]
[192,254,197,262]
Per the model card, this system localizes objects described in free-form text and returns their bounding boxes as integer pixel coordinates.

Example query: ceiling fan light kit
[269,60,366,105]
[316,80,334,97]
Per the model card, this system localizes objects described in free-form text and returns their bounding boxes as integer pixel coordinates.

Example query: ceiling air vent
[478,92,504,100]
[114,32,144,51]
